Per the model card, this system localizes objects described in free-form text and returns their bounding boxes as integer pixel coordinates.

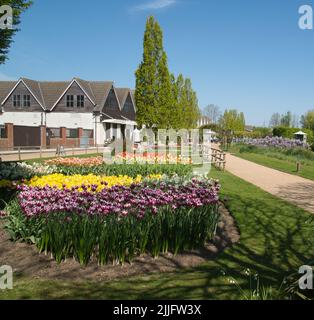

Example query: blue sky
[1,0,314,126]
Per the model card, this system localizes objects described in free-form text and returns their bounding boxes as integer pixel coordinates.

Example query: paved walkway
[225,153,314,214]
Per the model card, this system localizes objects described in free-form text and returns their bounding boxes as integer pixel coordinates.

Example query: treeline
[135,16,200,130]
[203,105,246,132]
[269,110,314,130]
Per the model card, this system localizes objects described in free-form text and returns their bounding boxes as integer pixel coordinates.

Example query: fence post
[18,147,21,161]
[40,146,42,159]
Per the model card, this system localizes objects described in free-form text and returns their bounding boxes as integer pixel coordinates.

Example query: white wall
[95,116,105,145]
[0,112,44,126]
[46,113,94,129]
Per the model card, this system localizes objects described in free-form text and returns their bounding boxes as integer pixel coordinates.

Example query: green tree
[183,77,200,129]
[0,0,32,64]
[135,16,173,129]
[172,74,200,129]
[301,110,314,131]
[269,113,281,128]
[219,109,245,132]
[280,111,292,127]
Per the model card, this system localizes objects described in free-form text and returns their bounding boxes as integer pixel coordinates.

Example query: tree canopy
[301,110,314,131]
[0,0,32,64]
[219,109,246,132]
[135,16,200,130]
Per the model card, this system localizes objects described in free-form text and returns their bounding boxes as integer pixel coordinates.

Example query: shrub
[0,162,56,181]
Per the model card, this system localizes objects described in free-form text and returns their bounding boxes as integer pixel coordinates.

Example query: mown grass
[229,145,314,181]
[0,169,313,300]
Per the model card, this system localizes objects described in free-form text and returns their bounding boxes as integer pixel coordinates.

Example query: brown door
[13,126,41,147]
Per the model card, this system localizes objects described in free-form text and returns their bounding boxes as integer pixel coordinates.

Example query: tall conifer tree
[135,16,173,129]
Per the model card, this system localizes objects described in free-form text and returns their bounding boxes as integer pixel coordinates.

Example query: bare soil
[0,204,239,282]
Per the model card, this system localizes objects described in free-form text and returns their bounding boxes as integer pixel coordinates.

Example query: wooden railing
[210,147,226,171]
[201,145,226,171]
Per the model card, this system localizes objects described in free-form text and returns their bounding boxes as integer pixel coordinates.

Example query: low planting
[53,163,192,178]
[45,156,103,167]
[27,173,161,191]
[0,162,56,181]
[4,177,220,265]
[0,160,192,180]
[234,136,309,149]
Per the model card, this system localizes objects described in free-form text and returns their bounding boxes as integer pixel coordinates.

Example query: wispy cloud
[133,0,177,11]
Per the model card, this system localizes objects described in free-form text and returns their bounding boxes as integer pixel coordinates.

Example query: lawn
[1,168,313,300]
[228,144,314,181]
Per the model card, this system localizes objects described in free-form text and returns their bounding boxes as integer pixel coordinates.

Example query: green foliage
[135,16,174,129]
[53,163,192,178]
[301,110,314,131]
[6,203,220,266]
[273,126,314,143]
[280,111,292,127]
[135,16,200,129]
[238,143,314,162]
[219,109,246,132]
[0,0,32,64]
[4,199,42,243]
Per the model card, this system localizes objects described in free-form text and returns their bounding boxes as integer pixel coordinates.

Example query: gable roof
[115,88,129,108]
[38,81,70,110]
[0,81,16,103]
[50,78,98,111]
[1,78,46,110]
[0,78,135,118]
[91,81,114,112]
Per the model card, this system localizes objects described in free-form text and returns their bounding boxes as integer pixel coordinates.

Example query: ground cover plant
[3,176,220,266]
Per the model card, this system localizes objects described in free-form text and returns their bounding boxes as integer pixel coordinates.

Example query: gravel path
[224,153,314,213]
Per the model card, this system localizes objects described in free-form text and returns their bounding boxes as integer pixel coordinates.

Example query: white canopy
[294,131,307,136]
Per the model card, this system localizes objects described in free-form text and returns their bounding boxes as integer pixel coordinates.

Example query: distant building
[197,115,211,128]
[0,78,137,149]
[245,125,254,132]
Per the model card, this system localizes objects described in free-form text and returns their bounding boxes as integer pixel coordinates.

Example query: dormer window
[66,95,74,107]
[13,95,21,107]
[23,95,31,107]
[77,95,84,108]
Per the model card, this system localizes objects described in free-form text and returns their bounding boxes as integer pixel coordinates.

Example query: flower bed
[4,177,220,265]
[0,162,56,181]
[45,157,103,167]
[53,163,192,177]
[27,173,161,191]
[115,152,191,165]
[234,136,308,149]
